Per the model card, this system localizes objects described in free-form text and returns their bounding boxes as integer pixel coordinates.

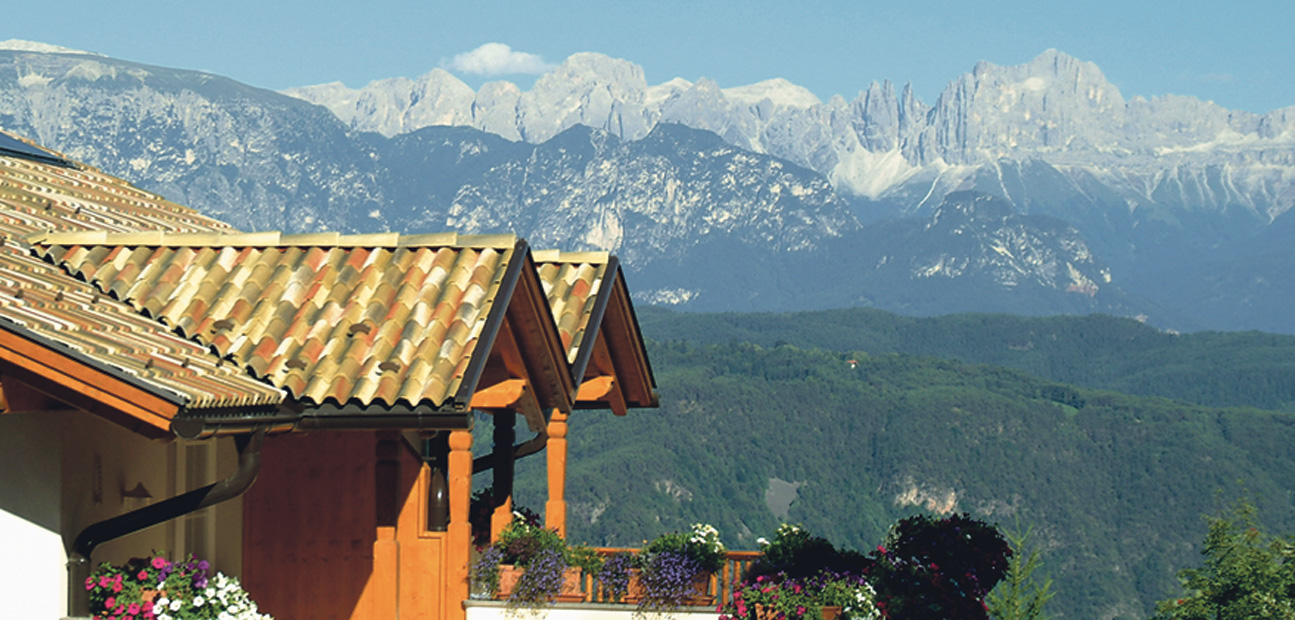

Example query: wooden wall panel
[243,432,376,620]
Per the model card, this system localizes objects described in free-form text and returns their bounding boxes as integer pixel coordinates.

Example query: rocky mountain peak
[722,78,822,109]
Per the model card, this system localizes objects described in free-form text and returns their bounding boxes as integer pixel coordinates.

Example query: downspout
[66,429,267,617]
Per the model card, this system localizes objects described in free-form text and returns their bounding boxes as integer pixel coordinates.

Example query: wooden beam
[0,328,180,436]
[576,375,628,417]
[0,373,72,414]
[468,379,527,409]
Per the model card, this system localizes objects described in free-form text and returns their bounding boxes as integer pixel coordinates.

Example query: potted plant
[471,516,603,610]
[595,552,636,602]
[86,552,273,620]
[630,523,727,611]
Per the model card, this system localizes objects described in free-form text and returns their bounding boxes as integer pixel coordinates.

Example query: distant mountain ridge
[0,43,1290,331]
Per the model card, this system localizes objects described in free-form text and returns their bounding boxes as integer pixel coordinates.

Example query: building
[0,131,656,620]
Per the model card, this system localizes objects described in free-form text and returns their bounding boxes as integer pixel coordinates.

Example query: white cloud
[444,43,554,76]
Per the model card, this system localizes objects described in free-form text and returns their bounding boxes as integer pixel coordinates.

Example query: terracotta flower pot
[820,605,843,620]
[623,569,715,606]
[495,564,586,602]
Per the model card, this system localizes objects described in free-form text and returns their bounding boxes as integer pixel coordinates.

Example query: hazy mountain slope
[635,306,1295,412]
[504,339,1295,619]
[0,48,388,233]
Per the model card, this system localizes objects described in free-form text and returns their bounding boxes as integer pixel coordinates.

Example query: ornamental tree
[1152,499,1295,620]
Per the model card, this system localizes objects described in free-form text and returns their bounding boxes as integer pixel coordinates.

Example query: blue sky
[8,0,1293,113]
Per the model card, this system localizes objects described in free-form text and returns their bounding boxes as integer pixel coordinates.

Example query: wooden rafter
[0,329,180,438]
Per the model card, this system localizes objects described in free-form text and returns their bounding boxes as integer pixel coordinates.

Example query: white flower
[207,586,217,597]
[156,596,170,607]
[170,599,183,611]
[756,537,770,547]
[194,595,206,607]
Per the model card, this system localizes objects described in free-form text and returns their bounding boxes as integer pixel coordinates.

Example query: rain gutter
[67,429,267,616]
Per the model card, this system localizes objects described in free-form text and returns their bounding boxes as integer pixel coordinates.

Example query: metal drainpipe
[66,429,266,617]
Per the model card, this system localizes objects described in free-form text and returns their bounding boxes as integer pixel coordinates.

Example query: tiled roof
[534,250,610,365]
[36,231,525,410]
[534,250,658,410]
[0,236,285,410]
[0,146,233,239]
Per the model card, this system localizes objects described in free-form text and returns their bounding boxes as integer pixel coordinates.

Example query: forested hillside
[636,307,1295,411]
[501,338,1295,619]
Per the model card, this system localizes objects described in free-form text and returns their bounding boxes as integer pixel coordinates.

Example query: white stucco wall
[0,412,67,620]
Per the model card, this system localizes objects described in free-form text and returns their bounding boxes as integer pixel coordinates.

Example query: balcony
[465,548,761,620]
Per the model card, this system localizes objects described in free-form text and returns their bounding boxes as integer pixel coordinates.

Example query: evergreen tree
[987,522,1055,620]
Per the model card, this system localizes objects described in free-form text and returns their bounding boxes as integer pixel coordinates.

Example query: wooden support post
[372,432,401,620]
[490,411,516,541]
[545,408,568,537]
[445,429,474,620]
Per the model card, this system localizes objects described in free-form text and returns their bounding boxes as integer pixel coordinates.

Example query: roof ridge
[32,230,520,249]
[532,249,611,264]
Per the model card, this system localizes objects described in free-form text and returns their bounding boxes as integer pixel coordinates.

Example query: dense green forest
[636,307,1295,411]
[493,335,1295,619]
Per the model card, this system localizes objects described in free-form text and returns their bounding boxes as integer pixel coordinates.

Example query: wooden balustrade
[562,548,761,607]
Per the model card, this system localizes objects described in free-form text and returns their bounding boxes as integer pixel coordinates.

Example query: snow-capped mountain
[285,49,1295,222]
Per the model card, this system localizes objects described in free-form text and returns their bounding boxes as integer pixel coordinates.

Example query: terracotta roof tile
[534,250,610,364]
[0,143,232,239]
[36,232,522,410]
[0,237,284,410]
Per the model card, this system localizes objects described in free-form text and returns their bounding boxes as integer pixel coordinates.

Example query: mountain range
[1,42,1293,331]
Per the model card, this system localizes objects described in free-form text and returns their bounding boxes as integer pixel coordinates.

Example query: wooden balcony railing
[574,548,762,608]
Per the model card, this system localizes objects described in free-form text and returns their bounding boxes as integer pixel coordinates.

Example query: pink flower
[142,601,154,612]
[85,577,96,590]
[112,582,122,593]
[127,603,140,615]
[99,576,111,587]
[106,596,116,610]
[151,557,168,570]
[137,570,149,581]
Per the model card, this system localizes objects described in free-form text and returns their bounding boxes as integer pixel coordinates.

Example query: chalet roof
[534,250,658,411]
[34,232,544,412]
